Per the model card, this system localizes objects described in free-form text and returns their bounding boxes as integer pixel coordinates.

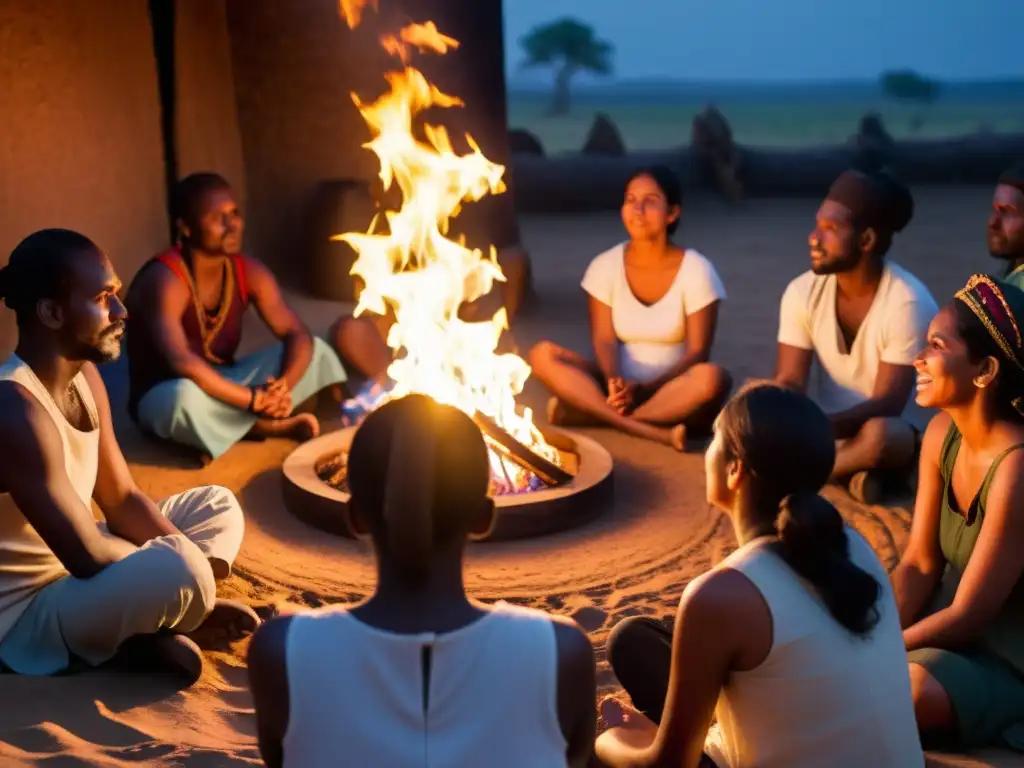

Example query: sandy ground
[0,187,1018,767]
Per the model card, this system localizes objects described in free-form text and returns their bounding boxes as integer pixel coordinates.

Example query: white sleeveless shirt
[282,600,568,768]
[704,530,925,768]
[0,355,99,644]
[581,244,727,383]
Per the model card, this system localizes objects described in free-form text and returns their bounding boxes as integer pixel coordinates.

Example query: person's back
[707,528,921,767]
[248,394,596,768]
[598,383,923,768]
[282,601,566,768]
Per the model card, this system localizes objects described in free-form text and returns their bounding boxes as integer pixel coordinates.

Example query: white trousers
[0,485,244,675]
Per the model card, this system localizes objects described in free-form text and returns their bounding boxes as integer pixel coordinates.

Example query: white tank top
[0,355,99,643]
[704,530,925,768]
[282,600,568,768]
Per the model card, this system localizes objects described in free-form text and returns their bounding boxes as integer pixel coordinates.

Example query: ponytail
[381,410,435,583]
[774,491,881,636]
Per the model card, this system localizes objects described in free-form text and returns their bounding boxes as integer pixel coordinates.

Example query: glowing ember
[334,5,562,494]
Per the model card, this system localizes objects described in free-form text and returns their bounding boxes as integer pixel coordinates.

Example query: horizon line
[506,75,1024,88]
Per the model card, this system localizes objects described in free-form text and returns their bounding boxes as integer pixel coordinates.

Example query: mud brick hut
[0,0,520,353]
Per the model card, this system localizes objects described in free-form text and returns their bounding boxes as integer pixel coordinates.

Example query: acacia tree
[519,18,613,116]
[880,70,940,132]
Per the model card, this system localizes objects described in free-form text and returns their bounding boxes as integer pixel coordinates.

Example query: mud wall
[225,0,518,281]
[174,0,247,205]
[0,0,169,352]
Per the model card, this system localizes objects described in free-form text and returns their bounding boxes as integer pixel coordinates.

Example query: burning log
[472,413,573,488]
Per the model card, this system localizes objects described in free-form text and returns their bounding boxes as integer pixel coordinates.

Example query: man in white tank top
[0,229,257,682]
[774,169,938,503]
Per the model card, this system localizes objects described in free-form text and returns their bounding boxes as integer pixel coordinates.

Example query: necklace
[178,257,235,364]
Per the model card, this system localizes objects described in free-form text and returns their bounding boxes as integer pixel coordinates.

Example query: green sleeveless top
[939,424,1024,673]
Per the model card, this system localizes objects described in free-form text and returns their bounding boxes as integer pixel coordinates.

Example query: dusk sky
[503,1,1024,83]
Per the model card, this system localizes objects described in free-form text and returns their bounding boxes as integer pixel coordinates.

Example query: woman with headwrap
[892,274,1024,751]
[246,394,597,768]
[775,168,939,504]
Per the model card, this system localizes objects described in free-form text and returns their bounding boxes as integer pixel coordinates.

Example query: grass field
[507,88,1024,154]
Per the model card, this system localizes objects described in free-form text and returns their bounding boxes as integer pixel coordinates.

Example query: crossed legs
[527,341,732,451]
[830,417,918,502]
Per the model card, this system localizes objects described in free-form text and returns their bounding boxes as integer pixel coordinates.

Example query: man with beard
[987,164,1024,289]
[774,169,939,503]
[0,229,257,683]
[125,173,347,463]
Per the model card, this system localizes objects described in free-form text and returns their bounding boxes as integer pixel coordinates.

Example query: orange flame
[381,21,459,64]
[338,0,376,29]
[334,16,561,490]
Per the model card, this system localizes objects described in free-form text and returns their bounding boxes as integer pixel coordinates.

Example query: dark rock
[691,105,743,201]
[582,113,626,156]
[508,128,545,157]
[851,111,895,172]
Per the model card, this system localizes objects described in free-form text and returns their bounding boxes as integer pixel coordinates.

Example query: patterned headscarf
[955,273,1024,414]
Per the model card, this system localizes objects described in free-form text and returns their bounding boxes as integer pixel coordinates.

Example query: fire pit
[282,422,613,541]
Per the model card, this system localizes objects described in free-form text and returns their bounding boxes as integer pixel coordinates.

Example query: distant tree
[880,70,940,103]
[880,70,940,134]
[519,18,614,116]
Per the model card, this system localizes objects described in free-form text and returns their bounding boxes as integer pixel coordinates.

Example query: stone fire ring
[282,426,614,542]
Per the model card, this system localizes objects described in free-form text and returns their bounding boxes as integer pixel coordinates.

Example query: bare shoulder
[679,566,764,624]
[239,254,276,284]
[127,259,188,310]
[0,381,62,482]
[0,380,42,430]
[990,442,1024,497]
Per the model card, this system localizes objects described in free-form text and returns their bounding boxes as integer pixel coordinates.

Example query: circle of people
[0,163,1023,768]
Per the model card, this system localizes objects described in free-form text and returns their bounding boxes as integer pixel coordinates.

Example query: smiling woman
[527,165,732,451]
[892,274,1024,751]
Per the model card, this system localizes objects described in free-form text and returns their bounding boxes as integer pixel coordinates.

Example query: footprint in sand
[571,606,608,632]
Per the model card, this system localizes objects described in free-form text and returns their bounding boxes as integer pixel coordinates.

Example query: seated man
[774,169,938,503]
[126,173,347,463]
[987,164,1024,289]
[0,229,256,682]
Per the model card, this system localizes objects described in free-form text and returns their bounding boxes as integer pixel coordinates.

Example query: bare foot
[670,423,687,452]
[251,413,320,441]
[187,599,261,651]
[111,632,204,685]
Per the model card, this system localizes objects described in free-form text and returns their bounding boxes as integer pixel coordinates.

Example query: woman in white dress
[528,166,731,451]
[596,382,924,768]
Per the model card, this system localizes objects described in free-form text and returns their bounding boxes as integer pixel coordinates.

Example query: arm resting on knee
[245,257,314,390]
[82,364,180,545]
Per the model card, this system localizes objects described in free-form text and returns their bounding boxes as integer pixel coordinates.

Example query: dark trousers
[607,616,675,725]
[608,616,721,767]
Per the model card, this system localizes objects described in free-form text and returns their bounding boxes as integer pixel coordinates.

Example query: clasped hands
[607,376,651,415]
[250,376,293,418]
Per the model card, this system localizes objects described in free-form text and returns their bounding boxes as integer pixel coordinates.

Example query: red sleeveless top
[127,247,250,418]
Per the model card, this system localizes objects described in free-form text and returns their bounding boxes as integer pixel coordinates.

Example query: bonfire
[334,1,564,494]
